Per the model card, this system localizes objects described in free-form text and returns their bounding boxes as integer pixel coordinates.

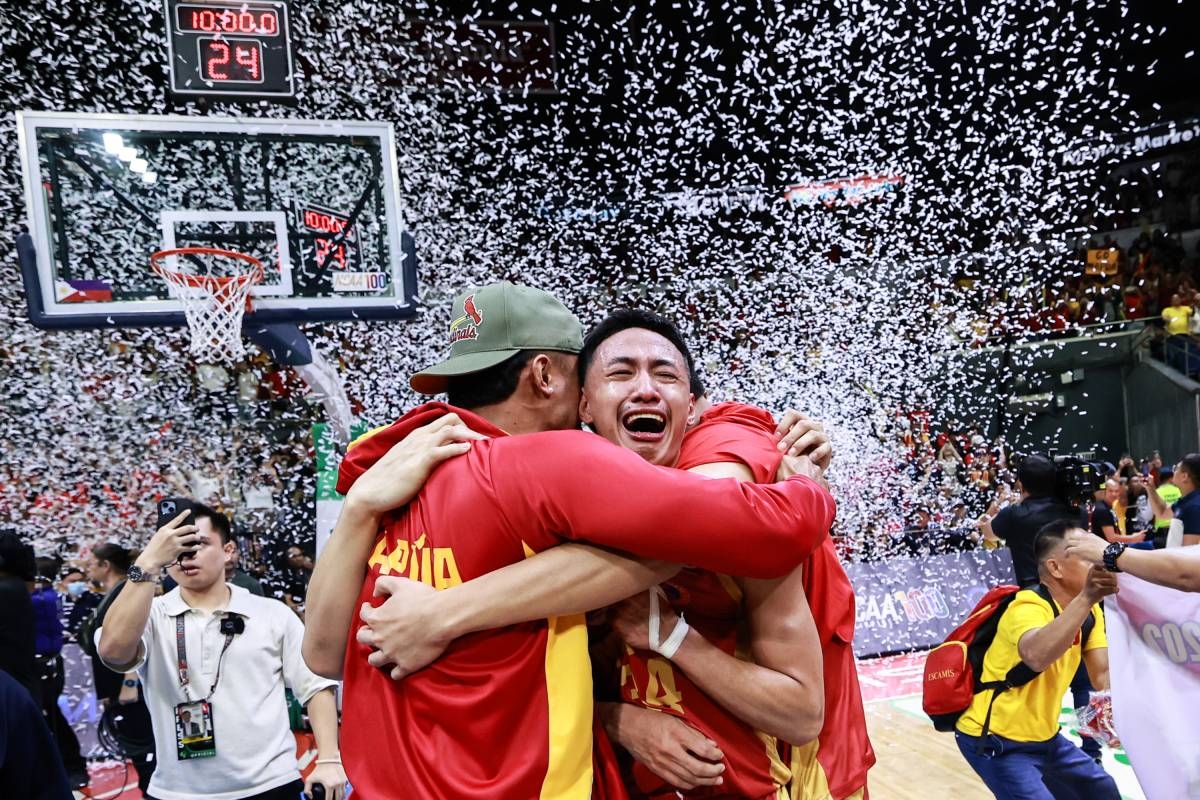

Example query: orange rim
[149,247,265,291]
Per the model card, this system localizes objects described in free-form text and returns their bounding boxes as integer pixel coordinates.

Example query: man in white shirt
[98,502,346,800]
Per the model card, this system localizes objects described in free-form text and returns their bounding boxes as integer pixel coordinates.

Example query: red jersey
[337,403,836,800]
[617,403,873,800]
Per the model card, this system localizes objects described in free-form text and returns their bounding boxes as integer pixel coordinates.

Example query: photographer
[981,455,1084,588]
[97,501,346,800]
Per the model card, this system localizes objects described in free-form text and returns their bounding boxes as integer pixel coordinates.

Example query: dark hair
[93,542,132,574]
[0,531,36,582]
[191,502,232,544]
[578,309,703,396]
[446,350,537,409]
[1033,518,1078,568]
[1017,454,1056,498]
[1178,453,1200,485]
[35,555,62,582]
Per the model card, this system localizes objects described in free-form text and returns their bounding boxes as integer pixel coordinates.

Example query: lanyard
[175,614,236,703]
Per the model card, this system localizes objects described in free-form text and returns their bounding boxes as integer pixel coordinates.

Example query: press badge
[175,700,216,759]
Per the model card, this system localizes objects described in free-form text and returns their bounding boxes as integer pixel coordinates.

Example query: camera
[1051,455,1107,507]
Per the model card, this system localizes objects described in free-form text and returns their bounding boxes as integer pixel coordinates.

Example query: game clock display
[165,0,295,98]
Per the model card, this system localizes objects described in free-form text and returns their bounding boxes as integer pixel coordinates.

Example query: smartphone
[156,497,199,561]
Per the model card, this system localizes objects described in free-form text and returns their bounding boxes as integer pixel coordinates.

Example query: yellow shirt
[1157,484,1183,529]
[955,590,1106,742]
[1163,305,1192,335]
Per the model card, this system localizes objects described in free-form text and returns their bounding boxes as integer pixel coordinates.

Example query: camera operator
[981,455,1085,588]
[97,502,346,800]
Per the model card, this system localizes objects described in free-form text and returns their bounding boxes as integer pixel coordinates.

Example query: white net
[151,250,262,363]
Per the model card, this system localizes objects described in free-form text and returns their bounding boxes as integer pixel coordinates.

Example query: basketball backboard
[16,111,417,329]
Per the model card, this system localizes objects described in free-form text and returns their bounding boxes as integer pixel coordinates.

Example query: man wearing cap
[304,281,837,800]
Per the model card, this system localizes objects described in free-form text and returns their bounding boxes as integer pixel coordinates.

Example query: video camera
[1051,455,1107,507]
[1011,451,1108,508]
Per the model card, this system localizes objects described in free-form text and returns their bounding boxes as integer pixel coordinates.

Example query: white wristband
[648,588,689,660]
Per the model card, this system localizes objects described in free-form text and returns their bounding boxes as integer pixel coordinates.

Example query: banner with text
[847,549,1016,658]
[1105,571,1200,799]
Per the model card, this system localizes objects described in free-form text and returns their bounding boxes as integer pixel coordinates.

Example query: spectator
[1169,454,1200,547]
[78,542,156,793]
[97,502,347,800]
[0,668,71,800]
[1163,294,1193,335]
[280,543,314,618]
[0,531,38,700]
[1152,467,1181,547]
[225,543,265,596]
[954,521,1119,799]
[31,556,88,790]
[1091,479,1146,544]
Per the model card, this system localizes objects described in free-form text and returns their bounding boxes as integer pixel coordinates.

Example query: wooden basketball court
[856,652,1146,800]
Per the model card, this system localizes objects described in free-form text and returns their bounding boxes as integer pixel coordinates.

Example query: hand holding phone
[140,498,201,569]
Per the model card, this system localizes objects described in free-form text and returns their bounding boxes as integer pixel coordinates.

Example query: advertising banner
[1105,572,1200,799]
[847,549,1015,658]
[313,420,371,556]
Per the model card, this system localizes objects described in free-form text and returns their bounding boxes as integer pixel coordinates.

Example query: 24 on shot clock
[165,0,295,99]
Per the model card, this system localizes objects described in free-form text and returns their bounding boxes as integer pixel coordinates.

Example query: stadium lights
[142,171,157,184]
[129,158,148,174]
[102,132,124,154]
[118,146,137,162]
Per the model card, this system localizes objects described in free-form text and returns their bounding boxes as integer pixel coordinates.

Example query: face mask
[66,581,88,598]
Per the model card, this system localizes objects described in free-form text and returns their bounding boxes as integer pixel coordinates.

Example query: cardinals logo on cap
[449,294,484,343]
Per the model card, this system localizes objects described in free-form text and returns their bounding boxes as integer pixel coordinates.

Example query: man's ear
[223,541,236,563]
[579,390,595,426]
[685,393,697,427]
[527,353,556,399]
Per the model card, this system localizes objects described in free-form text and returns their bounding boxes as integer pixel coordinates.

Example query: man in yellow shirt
[1162,293,1193,335]
[955,519,1120,799]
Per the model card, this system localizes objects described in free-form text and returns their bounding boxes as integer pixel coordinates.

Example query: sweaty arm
[303,500,382,679]
[491,430,835,578]
[304,412,488,678]
[638,460,824,745]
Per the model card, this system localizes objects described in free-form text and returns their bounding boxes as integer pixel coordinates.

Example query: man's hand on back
[345,413,488,516]
[773,410,833,468]
[775,452,827,489]
[356,577,453,680]
[603,703,726,791]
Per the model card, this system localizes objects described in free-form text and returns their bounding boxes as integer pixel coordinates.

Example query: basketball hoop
[150,247,264,363]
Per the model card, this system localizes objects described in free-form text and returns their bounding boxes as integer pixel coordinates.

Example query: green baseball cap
[410,281,584,394]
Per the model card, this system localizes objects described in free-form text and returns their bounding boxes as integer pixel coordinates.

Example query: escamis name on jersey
[367,533,463,589]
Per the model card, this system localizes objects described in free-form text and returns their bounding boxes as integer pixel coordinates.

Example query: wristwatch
[122,679,138,688]
[127,564,156,583]
[1102,542,1127,572]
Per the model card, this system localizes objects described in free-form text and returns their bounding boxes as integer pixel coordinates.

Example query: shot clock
[165,0,295,99]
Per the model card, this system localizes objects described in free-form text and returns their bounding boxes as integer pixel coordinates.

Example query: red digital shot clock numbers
[199,38,263,83]
[165,0,294,98]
